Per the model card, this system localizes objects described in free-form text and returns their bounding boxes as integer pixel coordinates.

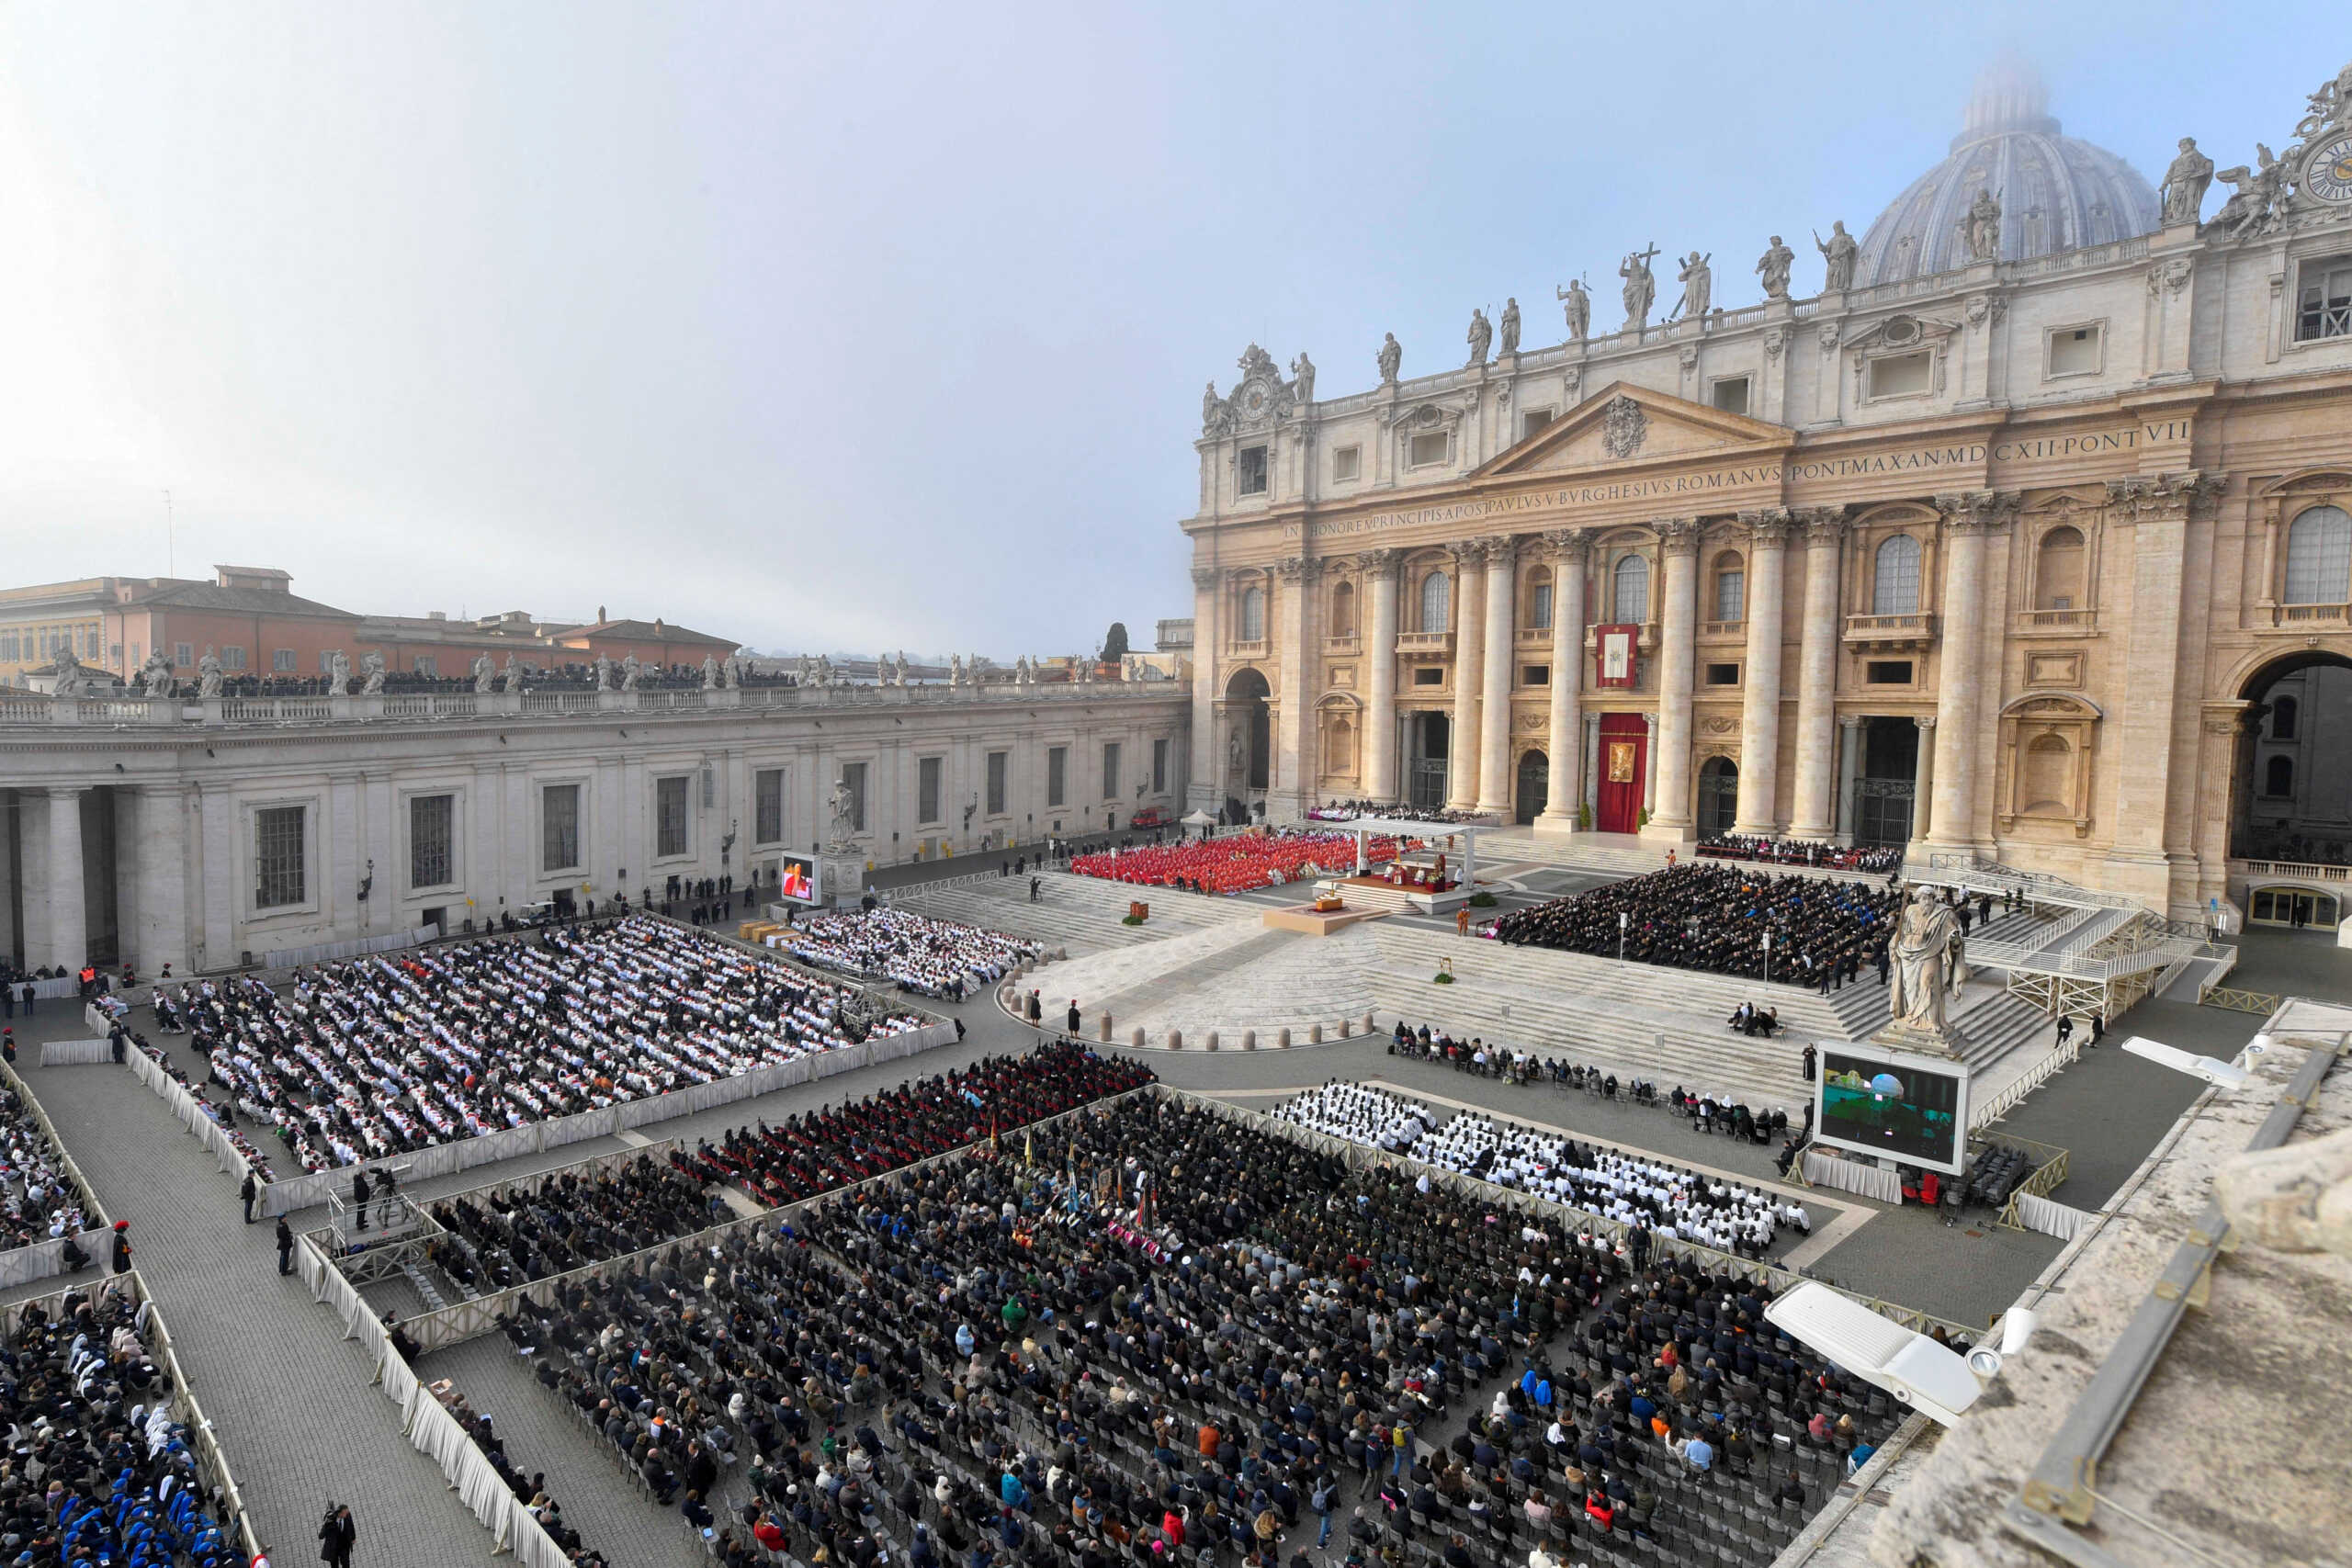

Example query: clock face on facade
[1241,383,1271,417]
[2306,133,2352,205]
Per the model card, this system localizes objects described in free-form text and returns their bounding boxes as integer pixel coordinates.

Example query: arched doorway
[1515,750,1549,825]
[1698,756,1739,838]
[1223,668,1271,820]
[2249,886,2341,929]
[2233,651,2352,864]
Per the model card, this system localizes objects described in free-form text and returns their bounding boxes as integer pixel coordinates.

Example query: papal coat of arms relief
[1600,395,1649,460]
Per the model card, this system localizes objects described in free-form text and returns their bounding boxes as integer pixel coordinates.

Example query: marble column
[1583,712,1602,815]
[2106,472,2223,902]
[1275,556,1318,823]
[132,784,187,974]
[1732,511,1792,834]
[1187,566,1220,814]
[1787,508,1849,839]
[1476,536,1518,816]
[1927,492,2009,851]
[0,794,15,963]
[1911,716,1938,847]
[1538,533,1589,829]
[1448,547,1487,811]
[1361,550,1402,804]
[1642,712,1660,814]
[46,787,85,972]
[1835,716,1864,844]
[17,794,49,968]
[1644,520,1700,838]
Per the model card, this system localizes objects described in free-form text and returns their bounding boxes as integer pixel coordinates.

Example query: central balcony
[1842,613,1939,650]
[1395,630,1456,656]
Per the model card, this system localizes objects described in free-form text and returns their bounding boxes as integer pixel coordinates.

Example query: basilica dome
[1853,61,2160,288]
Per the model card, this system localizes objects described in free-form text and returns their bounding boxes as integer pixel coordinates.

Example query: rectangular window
[1522,664,1550,687]
[1331,446,1362,483]
[254,805,306,909]
[1710,377,1751,415]
[1715,568,1746,623]
[318,649,336,674]
[842,761,868,832]
[2046,322,2103,377]
[754,768,785,844]
[272,649,297,672]
[986,751,1008,816]
[1408,431,1449,468]
[1102,742,1121,801]
[543,784,581,872]
[1520,409,1555,442]
[1046,746,1068,807]
[176,642,193,668]
[656,775,689,858]
[918,756,944,824]
[1412,666,1445,686]
[414,654,436,678]
[1530,581,1554,630]
[410,794,455,889]
[1866,660,1915,685]
[1151,738,1168,794]
[2297,256,2352,343]
[1238,445,1270,496]
[222,645,248,671]
[1705,662,1740,686]
[1868,351,1932,400]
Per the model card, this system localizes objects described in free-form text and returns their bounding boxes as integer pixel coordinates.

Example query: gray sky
[0,3,2333,655]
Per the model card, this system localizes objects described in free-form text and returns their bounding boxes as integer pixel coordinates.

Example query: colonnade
[1208,491,2019,850]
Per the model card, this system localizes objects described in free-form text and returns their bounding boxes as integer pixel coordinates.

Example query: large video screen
[1815,1049,1969,1175]
[774,854,823,906]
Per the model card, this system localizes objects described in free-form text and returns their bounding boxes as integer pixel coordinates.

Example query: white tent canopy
[1315,818,1490,886]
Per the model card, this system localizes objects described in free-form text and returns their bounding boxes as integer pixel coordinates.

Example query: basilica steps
[905,870,1255,956]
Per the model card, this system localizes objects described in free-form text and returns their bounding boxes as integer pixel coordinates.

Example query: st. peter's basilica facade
[1184,58,2352,923]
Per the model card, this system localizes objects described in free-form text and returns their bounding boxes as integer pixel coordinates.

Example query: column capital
[1642,711,1659,732]
[1542,528,1591,566]
[1654,518,1701,557]
[1273,555,1308,582]
[1736,508,1794,547]
[2105,468,2228,522]
[1794,505,1851,544]
[1190,566,1221,591]
[1470,533,1517,565]
[44,785,82,802]
[1931,490,2019,534]
[1838,713,1865,732]
[1914,714,1938,731]
[1355,547,1403,574]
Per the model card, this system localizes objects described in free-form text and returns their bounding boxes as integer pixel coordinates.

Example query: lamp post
[1763,931,1773,986]
[1618,910,1628,965]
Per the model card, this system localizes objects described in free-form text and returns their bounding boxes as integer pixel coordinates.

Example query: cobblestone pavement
[2,922,2331,1564]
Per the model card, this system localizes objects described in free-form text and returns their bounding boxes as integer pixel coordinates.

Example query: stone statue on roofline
[198,647,225,698]
[2160,136,2214,226]
[471,653,495,694]
[1814,222,1858,292]
[1755,235,1795,300]
[1556,277,1590,343]
[359,651,385,694]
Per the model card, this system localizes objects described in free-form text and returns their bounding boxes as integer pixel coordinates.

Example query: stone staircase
[1363,925,2048,1117]
[907,871,1255,955]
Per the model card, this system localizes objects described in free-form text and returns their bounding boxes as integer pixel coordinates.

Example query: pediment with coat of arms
[1476,380,1792,477]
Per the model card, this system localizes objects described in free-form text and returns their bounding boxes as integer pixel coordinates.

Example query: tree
[1101,622,1130,661]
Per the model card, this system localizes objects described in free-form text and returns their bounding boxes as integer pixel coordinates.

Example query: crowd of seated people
[767,909,1042,998]
[175,915,934,1173]
[0,1086,97,1251]
[1072,830,1408,894]
[1490,864,1899,987]
[428,1378,612,1565]
[489,1089,1905,1568]
[1388,1024,1661,1100]
[427,1154,729,1296]
[1694,836,1904,875]
[1307,800,1490,826]
[1270,1081,1439,1152]
[674,1044,1156,1209]
[0,1280,241,1566]
[1405,1114,1807,1260]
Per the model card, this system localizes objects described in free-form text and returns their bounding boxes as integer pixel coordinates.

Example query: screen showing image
[1819,1052,1962,1168]
[775,854,820,904]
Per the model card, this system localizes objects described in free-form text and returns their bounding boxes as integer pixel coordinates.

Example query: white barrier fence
[254,922,439,972]
[128,1019,956,1217]
[42,1036,113,1066]
[0,1058,116,1292]
[1801,1148,1903,1202]
[2012,1192,2098,1241]
[297,1239,570,1567]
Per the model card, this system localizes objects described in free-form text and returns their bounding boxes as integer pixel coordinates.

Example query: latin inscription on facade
[1280,421,2192,541]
